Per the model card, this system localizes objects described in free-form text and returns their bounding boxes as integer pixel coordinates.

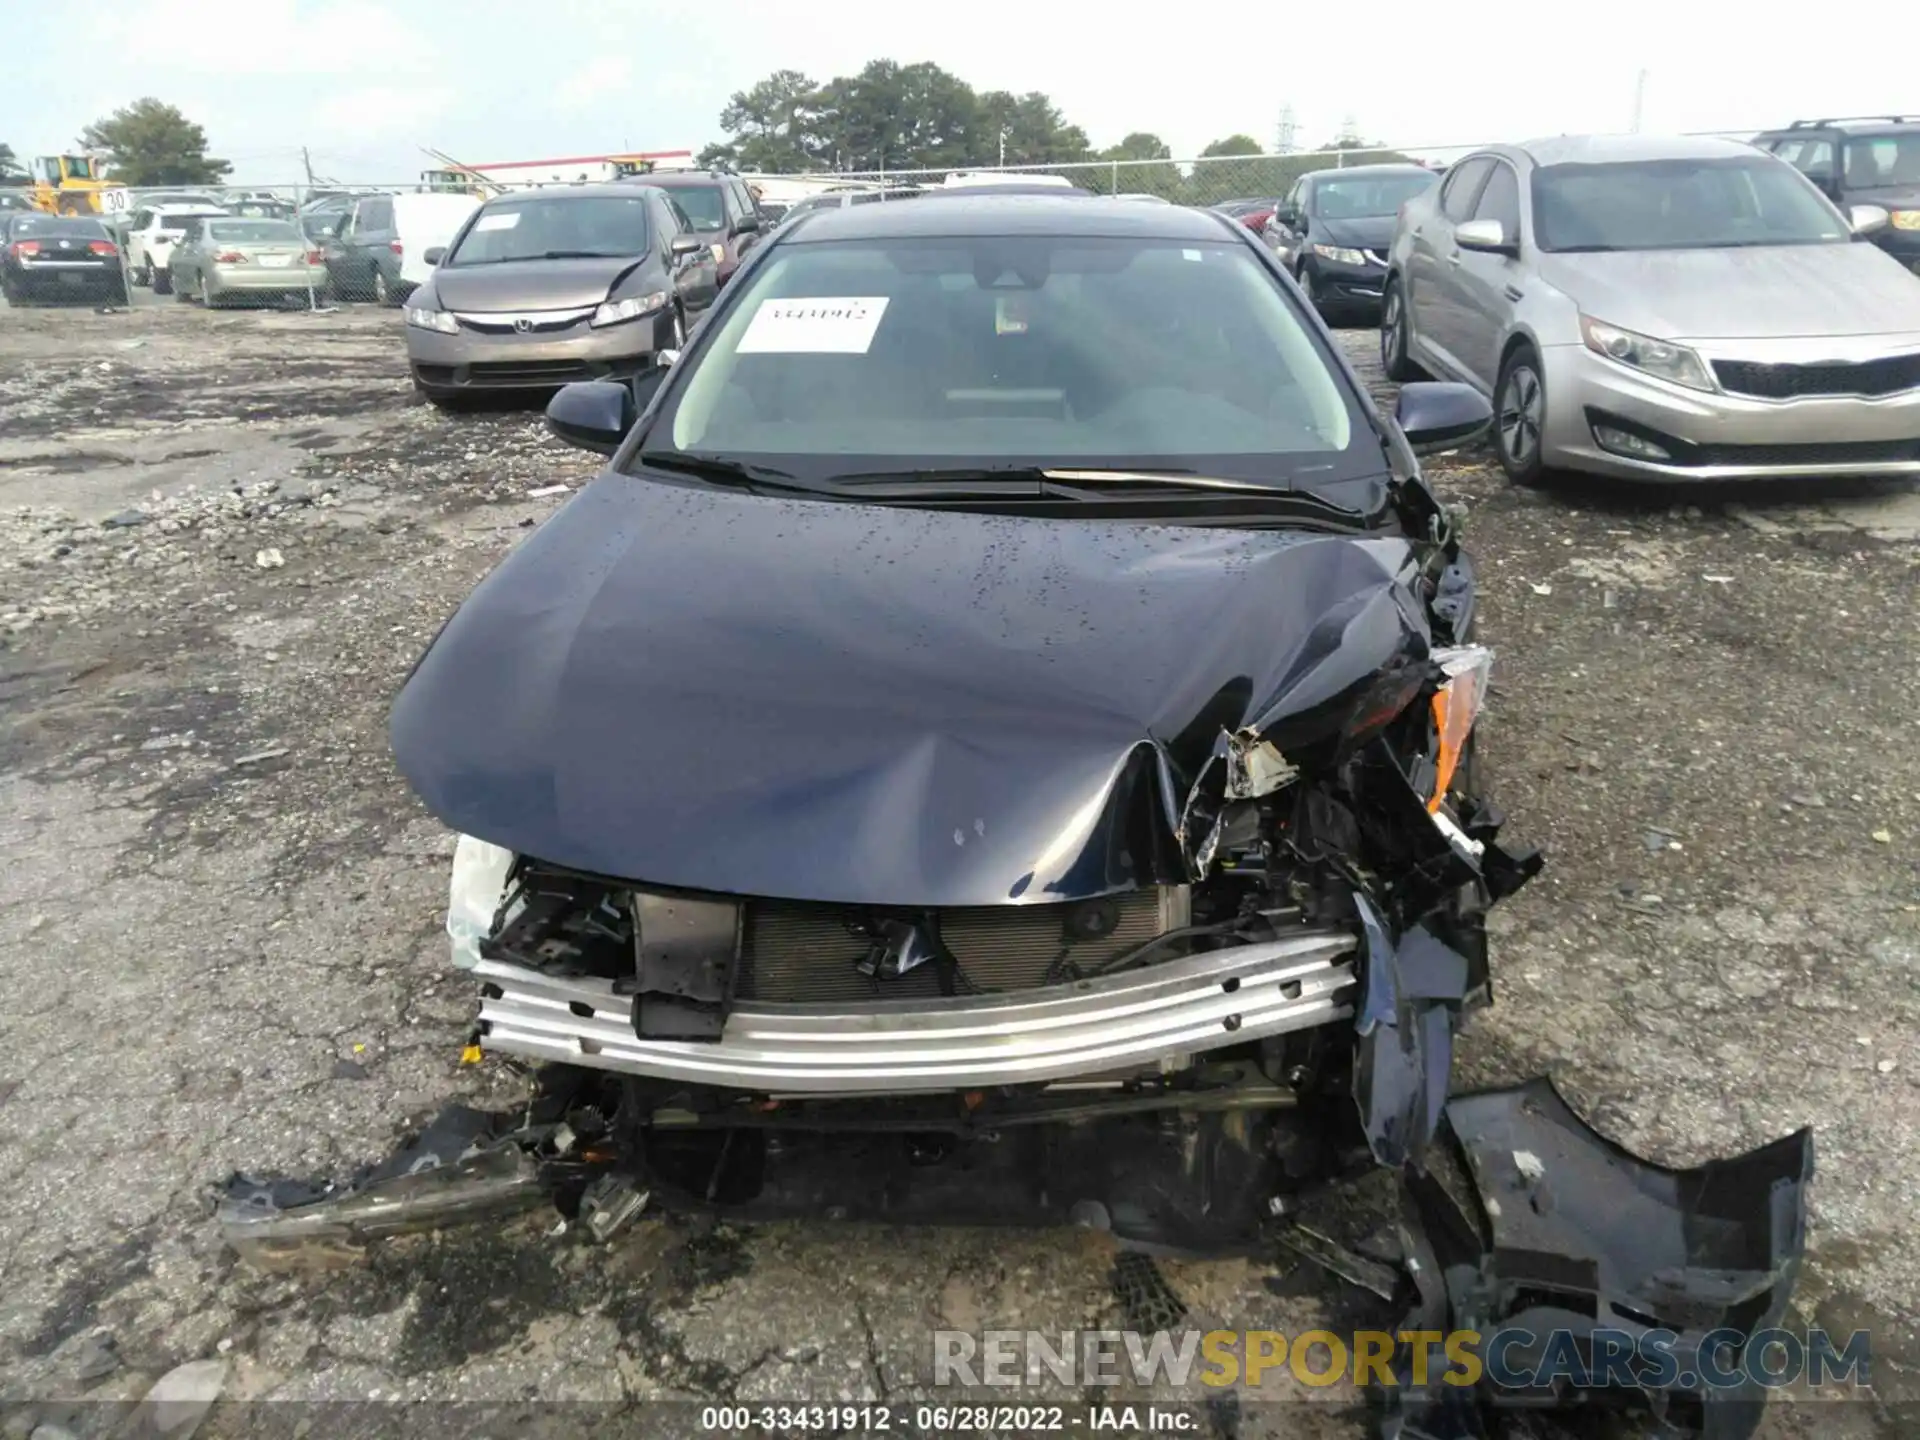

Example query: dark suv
[641,170,765,287]
[1753,116,1920,273]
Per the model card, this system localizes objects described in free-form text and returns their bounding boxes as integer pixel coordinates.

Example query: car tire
[1494,344,1550,487]
[135,259,152,288]
[1380,278,1425,382]
[152,267,172,296]
[1296,263,1322,313]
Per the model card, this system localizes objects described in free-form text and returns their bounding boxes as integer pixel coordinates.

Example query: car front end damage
[218,475,1812,1436]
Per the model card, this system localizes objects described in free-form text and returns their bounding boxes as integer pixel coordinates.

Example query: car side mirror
[668,234,704,258]
[545,381,635,455]
[1395,381,1493,455]
[1848,204,1890,235]
[734,213,761,235]
[423,246,445,266]
[1454,219,1517,256]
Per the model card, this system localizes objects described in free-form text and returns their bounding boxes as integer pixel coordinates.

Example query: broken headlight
[1425,645,1491,814]
[447,834,514,971]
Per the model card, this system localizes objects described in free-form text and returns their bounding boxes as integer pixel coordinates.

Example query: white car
[125,203,230,294]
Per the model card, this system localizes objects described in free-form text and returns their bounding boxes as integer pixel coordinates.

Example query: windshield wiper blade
[829,465,1286,495]
[640,451,852,499]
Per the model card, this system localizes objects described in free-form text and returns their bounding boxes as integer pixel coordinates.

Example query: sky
[7,0,1914,184]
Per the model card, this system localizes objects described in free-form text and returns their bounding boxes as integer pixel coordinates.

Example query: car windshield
[11,216,108,238]
[1843,133,1920,188]
[444,194,651,265]
[207,220,304,245]
[67,157,94,179]
[1312,174,1436,218]
[664,185,726,231]
[646,233,1365,489]
[1533,157,1848,251]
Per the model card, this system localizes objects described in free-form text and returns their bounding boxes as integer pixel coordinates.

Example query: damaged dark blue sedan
[226,197,1812,1438]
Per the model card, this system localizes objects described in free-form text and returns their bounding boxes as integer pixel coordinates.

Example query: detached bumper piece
[474,929,1358,1093]
[1379,1077,1814,1440]
[215,1090,620,1269]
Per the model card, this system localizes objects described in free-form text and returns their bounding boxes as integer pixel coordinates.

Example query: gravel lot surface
[1,298,1916,1438]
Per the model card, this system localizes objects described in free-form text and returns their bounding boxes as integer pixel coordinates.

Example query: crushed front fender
[1380,1076,1815,1440]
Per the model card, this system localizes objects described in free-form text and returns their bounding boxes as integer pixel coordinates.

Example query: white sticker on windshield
[1182,248,1202,261]
[474,212,520,231]
[736,296,889,354]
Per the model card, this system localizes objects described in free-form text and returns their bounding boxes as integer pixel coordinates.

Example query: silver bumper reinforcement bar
[473,929,1358,1093]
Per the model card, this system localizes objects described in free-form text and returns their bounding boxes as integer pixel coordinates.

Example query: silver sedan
[170,218,329,308]
[1381,134,1920,484]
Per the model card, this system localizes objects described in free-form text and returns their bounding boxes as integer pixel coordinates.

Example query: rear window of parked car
[206,221,306,245]
[8,216,110,239]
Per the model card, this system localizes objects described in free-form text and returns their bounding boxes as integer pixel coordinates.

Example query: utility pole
[301,146,315,186]
[1631,70,1648,132]
[1276,104,1297,155]
[998,127,1007,167]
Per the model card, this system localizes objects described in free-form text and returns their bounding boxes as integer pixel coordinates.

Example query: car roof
[784,195,1236,242]
[1298,163,1435,182]
[645,172,731,187]
[1769,116,1920,135]
[1514,133,1765,166]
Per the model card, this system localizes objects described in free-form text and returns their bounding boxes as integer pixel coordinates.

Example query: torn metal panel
[1380,1077,1815,1440]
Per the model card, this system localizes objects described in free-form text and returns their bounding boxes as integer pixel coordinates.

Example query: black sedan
[1266,163,1438,323]
[1,214,128,305]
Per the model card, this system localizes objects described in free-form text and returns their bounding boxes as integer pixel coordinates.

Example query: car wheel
[1494,345,1549,487]
[1296,263,1321,310]
[1380,279,1425,382]
[373,269,392,306]
[135,258,152,288]
[153,267,172,296]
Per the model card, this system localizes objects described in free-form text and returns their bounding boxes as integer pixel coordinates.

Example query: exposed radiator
[738,888,1184,1003]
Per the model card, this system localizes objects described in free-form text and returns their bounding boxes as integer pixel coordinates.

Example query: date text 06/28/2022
[699,1404,1202,1433]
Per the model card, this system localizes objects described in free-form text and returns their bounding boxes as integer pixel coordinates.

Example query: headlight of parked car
[1311,244,1367,266]
[1579,315,1715,393]
[1891,210,1920,231]
[592,291,669,328]
[404,305,459,335]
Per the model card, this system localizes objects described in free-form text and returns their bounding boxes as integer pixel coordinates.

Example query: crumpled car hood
[391,475,1431,907]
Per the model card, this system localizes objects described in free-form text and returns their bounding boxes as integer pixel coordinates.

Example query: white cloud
[554,57,633,113]
[312,86,455,143]
[89,0,428,76]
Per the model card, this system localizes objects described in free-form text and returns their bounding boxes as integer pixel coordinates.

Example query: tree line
[1,99,231,188]
[699,62,1411,201]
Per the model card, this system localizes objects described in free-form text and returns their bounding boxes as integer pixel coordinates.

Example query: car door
[1448,158,1525,389]
[356,197,397,291]
[728,179,764,260]
[172,220,204,291]
[1270,178,1308,266]
[663,196,719,313]
[124,210,150,270]
[1406,156,1494,380]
